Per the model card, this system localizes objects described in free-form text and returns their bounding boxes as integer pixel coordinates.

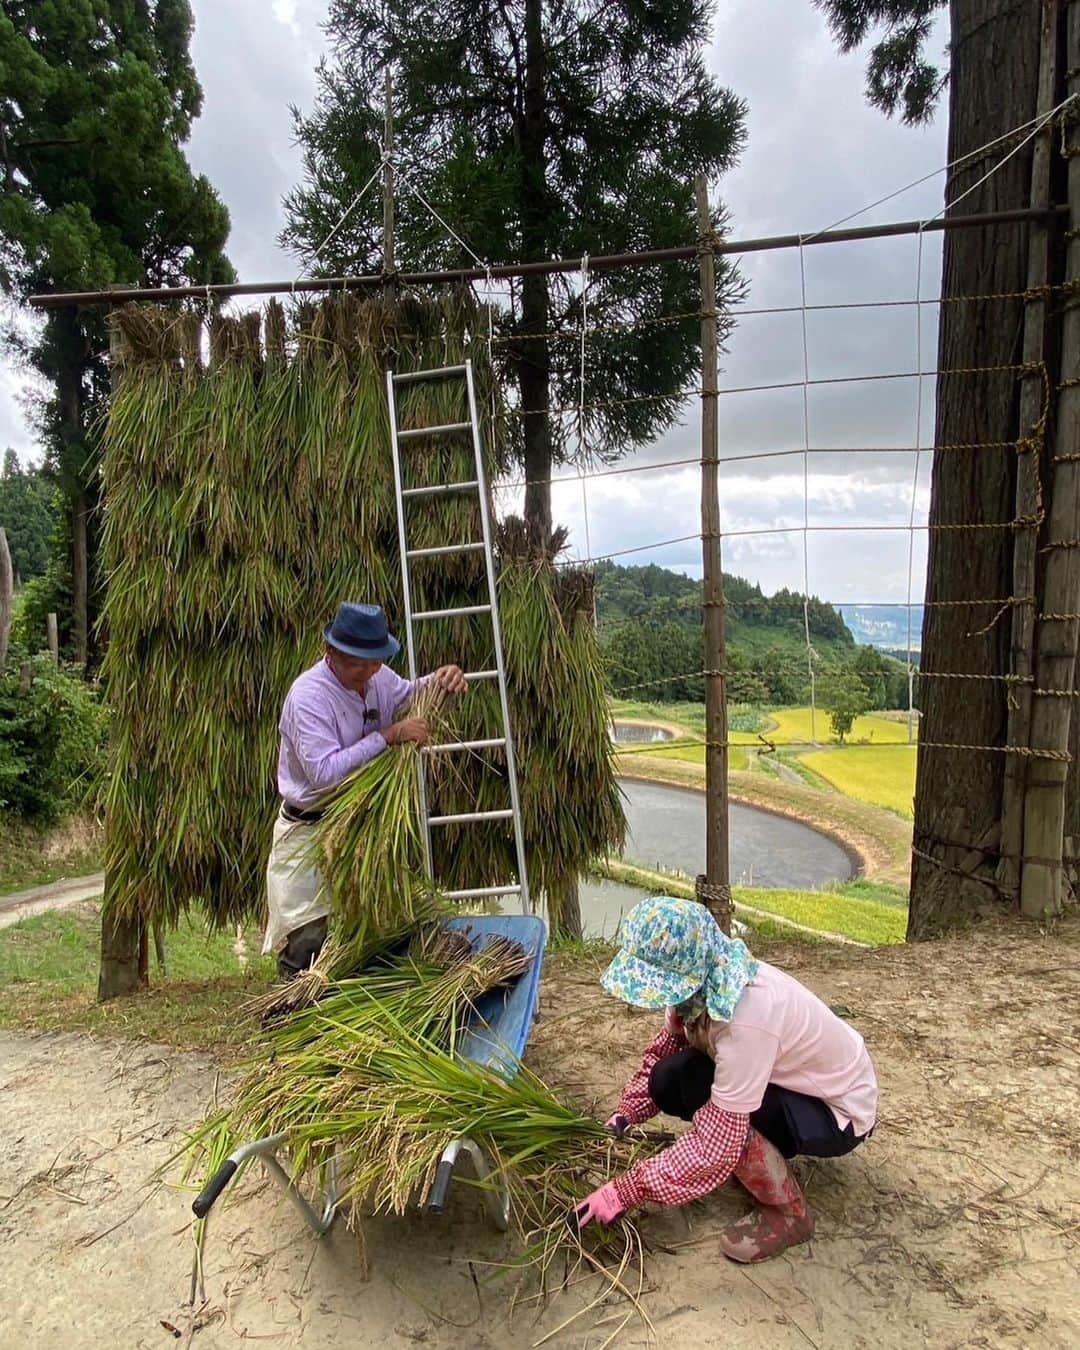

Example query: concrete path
[0,874,104,930]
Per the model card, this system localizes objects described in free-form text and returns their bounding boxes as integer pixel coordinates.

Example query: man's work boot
[719,1127,815,1263]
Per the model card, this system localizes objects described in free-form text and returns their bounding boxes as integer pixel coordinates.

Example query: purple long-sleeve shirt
[276,657,425,810]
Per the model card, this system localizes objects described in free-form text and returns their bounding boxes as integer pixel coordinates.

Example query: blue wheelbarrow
[191,913,547,1237]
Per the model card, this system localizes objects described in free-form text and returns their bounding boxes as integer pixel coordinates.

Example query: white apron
[262,811,328,954]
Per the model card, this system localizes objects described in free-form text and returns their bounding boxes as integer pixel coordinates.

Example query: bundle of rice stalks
[312,682,451,946]
[182,934,652,1286]
[100,289,623,936]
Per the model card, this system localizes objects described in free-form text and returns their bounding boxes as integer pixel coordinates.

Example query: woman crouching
[573,896,878,1262]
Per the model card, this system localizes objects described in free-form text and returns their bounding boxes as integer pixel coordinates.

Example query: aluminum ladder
[386,359,530,914]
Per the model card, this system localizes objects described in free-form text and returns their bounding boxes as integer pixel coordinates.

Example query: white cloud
[0,0,950,600]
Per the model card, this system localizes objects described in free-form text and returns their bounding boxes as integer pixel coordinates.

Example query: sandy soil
[2,915,1077,1349]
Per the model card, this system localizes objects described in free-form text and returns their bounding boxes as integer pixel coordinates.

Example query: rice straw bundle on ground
[182,926,653,1288]
[100,290,623,937]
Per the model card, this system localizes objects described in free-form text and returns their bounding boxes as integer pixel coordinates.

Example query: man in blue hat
[263,601,466,977]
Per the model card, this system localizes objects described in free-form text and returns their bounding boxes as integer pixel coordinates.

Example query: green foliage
[818,671,873,744]
[0,450,58,581]
[0,658,108,823]
[595,560,907,707]
[282,0,746,510]
[0,2,233,652]
[812,1,947,124]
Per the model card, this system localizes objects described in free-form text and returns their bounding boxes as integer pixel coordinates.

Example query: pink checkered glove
[569,1181,625,1232]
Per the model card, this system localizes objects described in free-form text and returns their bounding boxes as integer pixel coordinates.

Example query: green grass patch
[0,903,273,1052]
[617,739,749,772]
[767,707,915,745]
[593,858,906,945]
[797,746,916,818]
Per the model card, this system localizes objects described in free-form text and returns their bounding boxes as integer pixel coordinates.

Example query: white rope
[906,228,926,745]
[933,93,1075,221]
[803,93,1077,244]
[295,160,385,282]
[578,254,593,562]
[797,239,817,741]
[391,163,489,269]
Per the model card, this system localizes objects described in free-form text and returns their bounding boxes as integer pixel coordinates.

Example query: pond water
[609,721,676,744]
[572,778,855,938]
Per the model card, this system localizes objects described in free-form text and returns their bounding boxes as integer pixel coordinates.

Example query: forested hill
[594,560,907,706]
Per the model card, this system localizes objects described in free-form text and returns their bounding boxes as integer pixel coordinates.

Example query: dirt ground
[2,915,1078,1349]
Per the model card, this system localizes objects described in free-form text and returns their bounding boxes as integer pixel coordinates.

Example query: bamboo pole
[695,177,732,934]
[1020,4,1080,917]
[0,526,11,671]
[998,0,1060,899]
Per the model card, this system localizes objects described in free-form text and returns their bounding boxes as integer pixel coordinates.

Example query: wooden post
[998,0,1060,898]
[1020,4,1080,917]
[383,68,395,277]
[98,311,149,999]
[695,176,732,934]
[19,661,31,694]
[0,526,11,671]
[46,612,59,664]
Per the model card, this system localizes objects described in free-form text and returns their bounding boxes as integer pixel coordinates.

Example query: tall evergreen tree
[0,1,233,663]
[0,448,57,582]
[282,0,746,533]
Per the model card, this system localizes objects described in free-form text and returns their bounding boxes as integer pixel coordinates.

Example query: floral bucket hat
[601,895,758,1023]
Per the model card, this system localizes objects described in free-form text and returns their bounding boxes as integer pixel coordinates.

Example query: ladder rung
[423,738,506,754]
[393,364,467,385]
[414,604,491,620]
[428,809,514,825]
[464,670,499,683]
[406,542,485,560]
[397,421,472,442]
[402,480,479,499]
[444,885,522,900]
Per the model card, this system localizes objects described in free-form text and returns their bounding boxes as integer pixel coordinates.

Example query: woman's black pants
[649,1048,866,1160]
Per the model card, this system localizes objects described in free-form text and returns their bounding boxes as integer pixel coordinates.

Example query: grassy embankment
[608,699,913,941]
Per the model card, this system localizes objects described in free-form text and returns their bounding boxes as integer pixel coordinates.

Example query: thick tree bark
[907,0,1044,938]
[518,0,554,540]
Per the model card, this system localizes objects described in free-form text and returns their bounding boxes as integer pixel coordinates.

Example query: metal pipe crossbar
[27,206,1064,309]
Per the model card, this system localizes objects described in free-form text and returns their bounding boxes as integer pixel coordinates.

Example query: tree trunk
[97,313,147,1000]
[518,0,554,539]
[98,909,149,1000]
[72,491,88,666]
[54,308,89,667]
[908,0,1044,938]
[0,526,11,671]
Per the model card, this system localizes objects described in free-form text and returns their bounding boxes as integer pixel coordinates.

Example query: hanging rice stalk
[100,290,624,935]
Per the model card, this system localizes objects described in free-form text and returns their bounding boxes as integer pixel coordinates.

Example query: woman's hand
[568,1181,625,1232]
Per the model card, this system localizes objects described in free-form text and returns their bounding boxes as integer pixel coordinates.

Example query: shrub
[0,659,109,823]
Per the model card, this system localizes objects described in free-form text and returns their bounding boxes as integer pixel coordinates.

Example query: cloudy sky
[1,0,951,605]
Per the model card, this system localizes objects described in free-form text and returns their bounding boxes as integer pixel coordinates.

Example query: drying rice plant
[100,290,623,937]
